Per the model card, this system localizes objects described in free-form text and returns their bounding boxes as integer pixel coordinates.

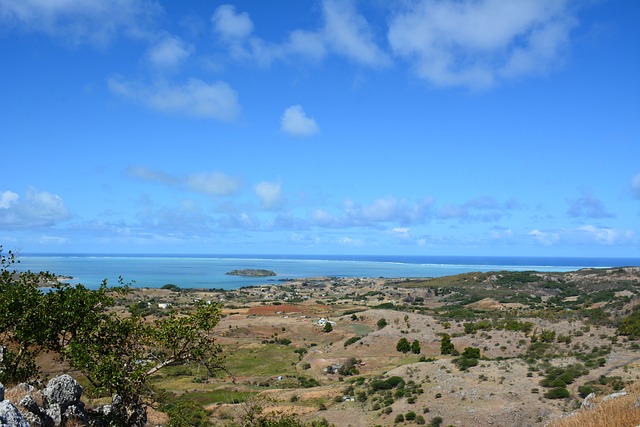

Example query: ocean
[12,254,640,290]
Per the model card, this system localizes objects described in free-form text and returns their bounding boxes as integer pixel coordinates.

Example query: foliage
[162,399,212,427]
[323,322,333,333]
[617,306,640,339]
[440,334,454,355]
[396,338,411,353]
[411,340,421,354]
[344,336,360,347]
[0,245,225,424]
[453,347,481,371]
[377,318,388,329]
[544,387,570,399]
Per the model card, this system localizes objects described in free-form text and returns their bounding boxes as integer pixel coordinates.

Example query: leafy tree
[377,318,388,329]
[411,340,421,354]
[0,245,225,425]
[396,338,411,353]
[440,334,454,355]
[323,322,333,333]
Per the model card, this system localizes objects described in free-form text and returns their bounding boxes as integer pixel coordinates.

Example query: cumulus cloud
[343,197,434,226]
[0,0,161,46]
[566,191,615,219]
[632,173,640,199]
[280,105,320,137]
[255,181,282,209]
[0,191,19,209]
[211,4,254,40]
[146,35,192,69]
[387,0,576,89]
[108,77,240,121]
[321,0,390,67]
[186,172,241,196]
[210,0,388,68]
[0,188,70,228]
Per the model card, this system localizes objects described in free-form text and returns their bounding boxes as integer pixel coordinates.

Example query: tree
[0,245,225,425]
[396,338,411,353]
[377,318,388,329]
[440,334,454,355]
[411,340,421,354]
[66,300,224,424]
[323,322,333,333]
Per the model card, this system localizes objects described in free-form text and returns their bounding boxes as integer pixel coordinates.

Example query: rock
[0,400,30,427]
[0,383,4,402]
[63,404,87,425]
[43,374,82,410]
[602,389,627,402]
[581,392,596,410]
[18,394,40,414]
[23,411,44,427]
[46,403,62,426]
[634,394,640,409]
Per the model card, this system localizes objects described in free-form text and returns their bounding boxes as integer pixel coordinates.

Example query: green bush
[544,387,570,399]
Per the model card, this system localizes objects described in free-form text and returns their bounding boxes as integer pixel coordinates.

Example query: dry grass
[548,385,640,427]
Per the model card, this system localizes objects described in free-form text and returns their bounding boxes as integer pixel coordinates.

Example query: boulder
[43,374,82,410]
[0,383,4,402]
[0,400,30,427]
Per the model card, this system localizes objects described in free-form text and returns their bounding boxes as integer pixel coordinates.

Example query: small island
[225,269,276,277]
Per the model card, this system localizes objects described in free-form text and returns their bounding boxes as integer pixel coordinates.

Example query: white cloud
[529,225,636,246]
[255,181,282,209]
[321,0,390,67]
[211,4,254,40]
[108,77,240,121]
[632,173,640,199]
[388,0,575,89]
[0,191,19,209]
[0,0,160,46]
[186,172,241,196]
[0,188,70,228]
[210,0,388,68]
[280,105,320,137]
[146,35,192,69]
[528,229,560,245]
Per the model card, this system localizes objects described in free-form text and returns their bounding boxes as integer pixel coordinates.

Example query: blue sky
[1,0,639,257]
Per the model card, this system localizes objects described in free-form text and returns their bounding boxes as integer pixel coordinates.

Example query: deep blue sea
[12,254,640,290]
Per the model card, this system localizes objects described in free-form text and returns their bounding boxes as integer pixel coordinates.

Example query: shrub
[544,387,570,399]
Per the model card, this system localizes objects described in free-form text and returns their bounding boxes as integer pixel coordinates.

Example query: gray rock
[0,400,30,427]
[581,392,596,410]
[63,404,87,425]
[46,403,62,427]
[603,389,627,402]
[23,411,44,427]
[0,383,4,402]
[19,394,40,413]
[43,374,82,410]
